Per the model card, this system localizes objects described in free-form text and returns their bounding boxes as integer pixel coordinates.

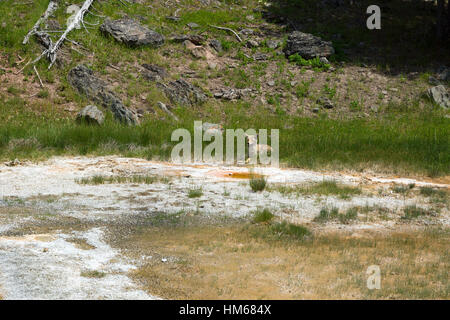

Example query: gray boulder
[266,39,280,49]
[246,39,259,48]
[213,88,252,100]
[284,31,334,59]
[158,79,207,106]
[186,22,200,29]
[100,18,164,47]
[209,39,223,53]
[437,67,450,82]
[68,65,138,125]
[253,53,270,61]
[76,105,105,125]
[427,85,450,109]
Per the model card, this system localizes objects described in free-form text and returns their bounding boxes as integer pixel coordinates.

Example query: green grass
[270,221,311,240]
[314,206,359,224]
[0,95,448,177]
[76,174,165,185]
[188,188,203,198]
[288,54,330,71]
[252,208,274,223]
[270,180,361,199]
[249,176,267,192]
[0,0,449,178]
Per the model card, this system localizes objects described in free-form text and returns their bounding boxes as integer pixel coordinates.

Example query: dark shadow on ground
[263,0,450,74]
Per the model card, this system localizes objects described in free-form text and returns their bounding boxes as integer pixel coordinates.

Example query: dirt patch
[212,171,266,179]
[66,238,96,250]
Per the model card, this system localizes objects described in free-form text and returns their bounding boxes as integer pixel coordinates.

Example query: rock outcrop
[100,18,164,47]
[68,65,138,125]
[141,64,168,82]
[428,85,450,109]
[76,105,105,125]
[284,31,334,59]
[158,79,207,106]
[214,88,252,100]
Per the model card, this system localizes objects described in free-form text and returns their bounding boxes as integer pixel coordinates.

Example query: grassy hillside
[0,0,449,176]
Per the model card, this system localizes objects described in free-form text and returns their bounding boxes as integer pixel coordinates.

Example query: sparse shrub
[188,188,203,198]
[419,187,447,203]
[392,184,409,194]
[250,176,267,192]
[7,86,20,96]
[339,207,358,224]
[402,205,433,219]
[270,221,311,240]
[252,208,274,223]
[314,207,339,222]
[420,187,434,197]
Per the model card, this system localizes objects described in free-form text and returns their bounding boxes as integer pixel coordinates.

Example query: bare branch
[208,24,242,42]
[33,65,44,88]
[23,1,59,45]
[46,0,95,69]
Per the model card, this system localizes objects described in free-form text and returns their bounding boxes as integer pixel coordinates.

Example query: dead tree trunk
[22,1,59,45]
[47,0,95,68]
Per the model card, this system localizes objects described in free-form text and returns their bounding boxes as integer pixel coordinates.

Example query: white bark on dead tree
[22,1,59,45]
[46,0,95,69]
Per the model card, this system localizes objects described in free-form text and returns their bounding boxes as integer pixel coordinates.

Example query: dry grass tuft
[120,223,449,299]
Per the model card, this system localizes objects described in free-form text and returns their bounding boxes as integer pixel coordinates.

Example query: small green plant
[323,84,336,99]
[250,176,267,192]
[37,90,49,98]
[188,188,203,198]
[220,39,232,51]
[295,80,311,98]
[349,100,362,111]
[289,54,330,71]
[270,221,311,240]
[252,208,274,223]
